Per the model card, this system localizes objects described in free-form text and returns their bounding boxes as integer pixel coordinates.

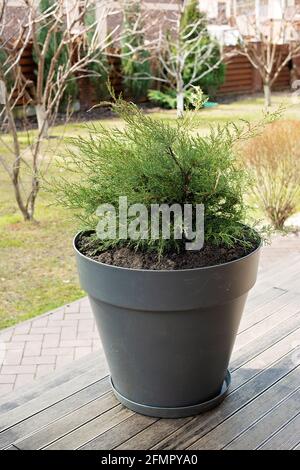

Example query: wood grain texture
[224,389,300,450]
[0,251,299,450]
[259,413,300,450]
[0,363,107,435]
[44,405,135,450]
[0,378,110,450]
[17,391,118,450]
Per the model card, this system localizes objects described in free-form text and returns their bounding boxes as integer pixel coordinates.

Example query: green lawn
[0,92,299,329]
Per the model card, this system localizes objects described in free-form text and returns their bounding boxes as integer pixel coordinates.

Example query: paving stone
[78,319,94,332]
[3,342,25,351]
[47,320,78,327]
[0,374,16,384]
[3,349,23,365]
[22,356,56,365]
[42,334,60,348]
[14,373,36,389]
[60,339,92,348]
[74,347,92,360]
[64,303,80,313]
[35,364,55,378]
[93,339,102,351]
[0,383,14,396]
[48,311,64,321]
[64,314,88,321]
[30,317,49,328]
[55,355,74,367]
[1,364,37,374]
[41,347,75,356]
[60,327,78,340]
[0,330,13,342]
[78,330,99,340]
[12,334,43,342]
[13,323,31,335]
[79,308,94,316]
[30,327,61,335]
[23,341,42,357]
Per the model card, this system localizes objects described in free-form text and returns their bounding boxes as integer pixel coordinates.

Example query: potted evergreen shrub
[52,92,274,418]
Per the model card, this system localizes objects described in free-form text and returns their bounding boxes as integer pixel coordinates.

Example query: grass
[0,91,300,329]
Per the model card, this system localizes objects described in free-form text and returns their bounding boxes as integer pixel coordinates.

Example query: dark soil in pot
[76,231,260,270]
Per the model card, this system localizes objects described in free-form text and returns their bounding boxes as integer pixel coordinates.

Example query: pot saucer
[110,370,231,419]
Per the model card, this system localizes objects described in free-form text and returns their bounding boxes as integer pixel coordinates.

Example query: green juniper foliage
[148,0,225,108]
[180,0,225,98]
[148,88,208,110]
[0,49,13,90]
[52,91,278,255]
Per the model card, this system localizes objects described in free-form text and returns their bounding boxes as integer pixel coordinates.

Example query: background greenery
[148,0,225,109]
[33,0,78,107]
[1,93,299,329]
[52,95,270,255]
[121,0,151,100]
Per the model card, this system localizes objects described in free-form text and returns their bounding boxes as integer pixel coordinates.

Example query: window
[218,1,227,23]
[259,0,269,17]
[236,0,256,15]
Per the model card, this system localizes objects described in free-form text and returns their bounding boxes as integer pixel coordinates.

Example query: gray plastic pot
[74,232,261,418]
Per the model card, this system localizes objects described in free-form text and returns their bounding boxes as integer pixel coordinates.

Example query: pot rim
[73,229,262,274]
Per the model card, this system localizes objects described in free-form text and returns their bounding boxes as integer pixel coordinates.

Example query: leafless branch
[0,0,125,221]
[231,6,300,106]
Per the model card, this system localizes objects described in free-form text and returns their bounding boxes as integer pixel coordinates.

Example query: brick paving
[0,232,299,397]
[0,297,104,396]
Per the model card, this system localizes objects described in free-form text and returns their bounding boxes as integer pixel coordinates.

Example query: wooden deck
[0,252,299,450]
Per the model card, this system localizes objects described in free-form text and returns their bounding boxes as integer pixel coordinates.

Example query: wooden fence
[16,44,293,108]
[218,46,291,96]
[19,43,35,81]
[11,43,35,105]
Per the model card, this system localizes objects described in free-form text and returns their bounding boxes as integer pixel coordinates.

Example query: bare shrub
[241,121,300,230]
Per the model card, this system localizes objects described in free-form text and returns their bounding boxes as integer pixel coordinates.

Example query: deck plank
[240,290,299,333]
[0,250,299,450]
[0,364,106,434]
[117,417,191,451]
[0,377,110,450]
[234,296,300,351]
[44,405,135,450]
[79,414,158,450]
[255,255,300,290]
[230,327,300,390]
[0,351,104,413]
[188,371,300,450]
[76,327,300,451]
[106,351,298,451]
[276,272,300,293]
[230,313,300,371]
[259,413,300,450]
[1,313,299,450]
[244,286,286,312]
[224,389,300,450]
[150,351,299,450]
[15,390,117,450]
